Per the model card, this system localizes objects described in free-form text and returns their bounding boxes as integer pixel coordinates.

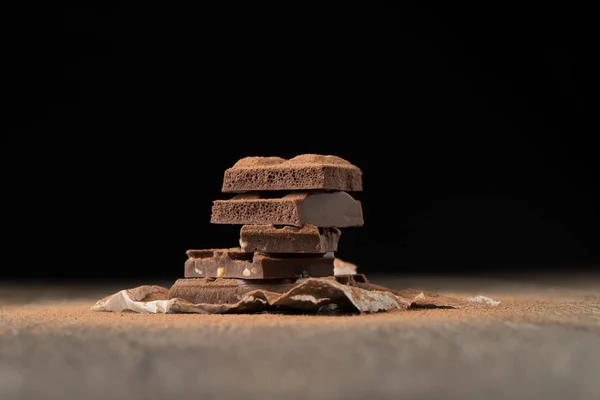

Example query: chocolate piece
[168,274,371,305]
[239,224,341,253]
[211,191,363,227]
[221,154,362,193]
[184,248,335,279]
[169,278,298,304]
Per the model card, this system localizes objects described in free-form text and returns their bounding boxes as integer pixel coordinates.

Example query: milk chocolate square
[169,278,298,305]
[239,224,340,253]
[184,248,335,279]
[168,274,371,305]
[211,191,363,227]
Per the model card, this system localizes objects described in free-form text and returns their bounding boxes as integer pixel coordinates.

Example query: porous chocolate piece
[221,154,362,193]
[184,248,335,279]
[168,278,298,304]
[239,224,341,253]
[211,191,363,227]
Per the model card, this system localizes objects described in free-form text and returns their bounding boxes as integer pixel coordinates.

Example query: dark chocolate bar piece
[211,192,363,227]
[169,278,298,304]
[239,224,341,253]
[221,154,362,193]
[184,248,335,279]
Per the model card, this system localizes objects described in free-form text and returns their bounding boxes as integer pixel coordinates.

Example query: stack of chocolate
[169,154,364,304]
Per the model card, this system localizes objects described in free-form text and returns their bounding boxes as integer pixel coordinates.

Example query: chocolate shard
[184,248,335,279]
[211,191,363,227]
[239,224,341,253]
[221,154,362,193]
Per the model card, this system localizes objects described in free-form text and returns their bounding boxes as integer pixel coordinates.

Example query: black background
[4,6,598,281]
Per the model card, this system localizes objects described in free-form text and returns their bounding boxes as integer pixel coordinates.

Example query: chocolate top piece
[222,154,362,193]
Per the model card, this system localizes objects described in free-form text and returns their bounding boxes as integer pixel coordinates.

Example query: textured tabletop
[1,274,599,400]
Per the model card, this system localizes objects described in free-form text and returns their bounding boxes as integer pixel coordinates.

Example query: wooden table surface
[1,274,599,400]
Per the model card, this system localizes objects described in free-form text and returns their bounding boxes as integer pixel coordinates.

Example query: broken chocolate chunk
[168,274,373,306]
[168,278,298,305]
